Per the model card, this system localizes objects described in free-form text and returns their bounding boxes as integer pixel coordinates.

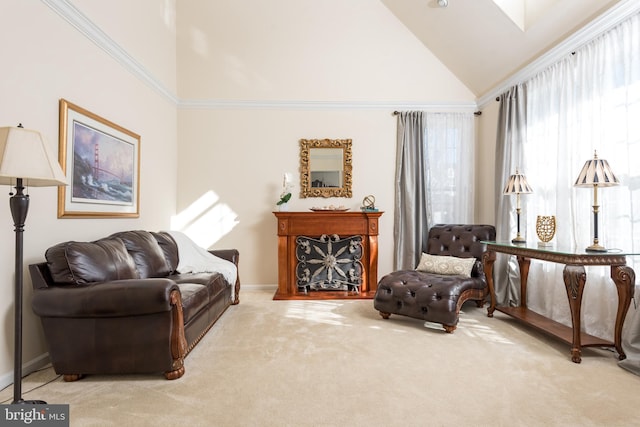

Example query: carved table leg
[483,250,497,317]
[562,265,587,363]
[516,256,531,309]
[611,265,635,360]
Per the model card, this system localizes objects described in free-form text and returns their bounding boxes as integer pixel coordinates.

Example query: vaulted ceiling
[381,0,622,98]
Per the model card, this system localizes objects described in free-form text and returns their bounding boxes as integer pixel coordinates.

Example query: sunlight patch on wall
[492,0,560,31]
[189,27,209,58]
[171,190,238,248]
[162,0,176,33]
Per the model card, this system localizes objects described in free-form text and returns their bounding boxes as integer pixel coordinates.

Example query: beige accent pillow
[415,253,475,277]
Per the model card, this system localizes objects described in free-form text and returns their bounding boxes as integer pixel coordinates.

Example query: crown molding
[40,0,639,112]
[40,0,178,104]
[40,0,477,113]
[477,0,640,108]
[177,99,478,112]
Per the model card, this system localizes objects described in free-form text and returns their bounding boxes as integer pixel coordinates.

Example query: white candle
[283,172,293,190]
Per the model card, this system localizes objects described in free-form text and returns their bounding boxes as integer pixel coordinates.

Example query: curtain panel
[394,111,475,270]
[495,85,528,307]
[495,11,640,374]
[394,111,428,271]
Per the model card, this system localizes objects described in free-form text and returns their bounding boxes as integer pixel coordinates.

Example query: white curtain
[501,11,640,366]
[424,112,475,225]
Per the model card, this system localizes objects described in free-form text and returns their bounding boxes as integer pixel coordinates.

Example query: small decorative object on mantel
[310,205,348,212]
[361,195,378,212]
[277,172,294,211]
[536,215,556,246]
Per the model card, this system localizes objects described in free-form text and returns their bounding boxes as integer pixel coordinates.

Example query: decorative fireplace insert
[295,234,363,292]
[273,210,382,300]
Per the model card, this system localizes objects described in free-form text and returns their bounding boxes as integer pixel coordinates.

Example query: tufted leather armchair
[374,224,496,333]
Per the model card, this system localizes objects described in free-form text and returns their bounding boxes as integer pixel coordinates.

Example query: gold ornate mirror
[300,138,352,198]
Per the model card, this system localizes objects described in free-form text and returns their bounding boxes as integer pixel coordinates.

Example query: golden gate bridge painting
[71,121,134,205]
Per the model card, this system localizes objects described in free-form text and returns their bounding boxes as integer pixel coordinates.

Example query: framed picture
[58,99,140,218]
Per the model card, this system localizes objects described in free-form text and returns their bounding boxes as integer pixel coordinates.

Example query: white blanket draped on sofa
[167,231,238,302]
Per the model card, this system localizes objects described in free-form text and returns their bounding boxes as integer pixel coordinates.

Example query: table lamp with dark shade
[0,125,67,404]
[574,150,619,252]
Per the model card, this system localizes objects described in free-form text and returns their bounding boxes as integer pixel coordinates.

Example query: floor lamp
[574,151,619,252]
[503,169,533,243]
[0,125,67,404]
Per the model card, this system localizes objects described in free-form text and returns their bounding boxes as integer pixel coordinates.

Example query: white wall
[71,0,177,95]
[476,101,500,226]
[0,0,177,384]
[175,0,477,285]
[0,0,480,388]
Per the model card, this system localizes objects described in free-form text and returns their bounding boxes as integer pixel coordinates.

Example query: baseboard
[242,284,277,291]
[0,353,51,394]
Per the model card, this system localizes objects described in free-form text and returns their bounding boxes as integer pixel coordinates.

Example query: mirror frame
[299,138,352,198]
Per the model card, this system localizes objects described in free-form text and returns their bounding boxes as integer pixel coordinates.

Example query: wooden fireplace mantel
[273,210,383,300]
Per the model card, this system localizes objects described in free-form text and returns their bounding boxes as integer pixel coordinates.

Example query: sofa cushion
[151,231,179,274]
[177,282,210,324]
[110,231,171,278]
[46,238,138,285]
[415,253,475,277]
[170,272,229,302]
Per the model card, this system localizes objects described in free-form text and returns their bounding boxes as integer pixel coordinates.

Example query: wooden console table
[483,242,635,363]
[273,211,383,300]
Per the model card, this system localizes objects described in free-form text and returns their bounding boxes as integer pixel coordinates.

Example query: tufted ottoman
[374,224,496,333]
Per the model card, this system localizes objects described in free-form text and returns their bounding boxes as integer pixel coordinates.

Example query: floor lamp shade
[574,151,619,252]
[0,126,67,186]
[0,125,67,405]
[503,169,533,243]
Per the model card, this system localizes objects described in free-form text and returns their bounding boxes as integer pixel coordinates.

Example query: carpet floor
[1,288,639,427]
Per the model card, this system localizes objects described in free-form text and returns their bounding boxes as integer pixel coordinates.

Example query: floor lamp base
[13,399,47,405]
[10,182,47,407]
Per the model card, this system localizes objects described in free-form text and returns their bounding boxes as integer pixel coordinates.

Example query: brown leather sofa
[374,224,495,333]
[29,230,240,381]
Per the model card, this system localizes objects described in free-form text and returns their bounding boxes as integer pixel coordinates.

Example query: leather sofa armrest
[32,278,180,318]
[29,263,52,290]
[209,249,239,266]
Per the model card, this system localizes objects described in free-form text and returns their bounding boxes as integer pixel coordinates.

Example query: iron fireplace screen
[296,234,363,292]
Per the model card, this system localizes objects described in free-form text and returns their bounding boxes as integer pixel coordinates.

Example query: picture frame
[58,99,140,218]
[299,138,353,198]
